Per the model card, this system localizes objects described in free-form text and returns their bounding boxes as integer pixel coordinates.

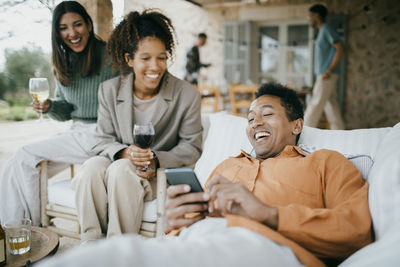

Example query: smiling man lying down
[39,83,372,267]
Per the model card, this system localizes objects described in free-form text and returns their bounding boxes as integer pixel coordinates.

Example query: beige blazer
[92,72,202,168]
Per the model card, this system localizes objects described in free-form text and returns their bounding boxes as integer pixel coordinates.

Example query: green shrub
[27,112,40,120]
[4,92,32,107]
[0,105,38,121]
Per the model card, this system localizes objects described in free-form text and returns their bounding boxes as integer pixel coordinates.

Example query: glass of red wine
[133,122,155,172]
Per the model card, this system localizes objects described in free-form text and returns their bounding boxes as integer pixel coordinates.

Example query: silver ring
[130,152,134,158]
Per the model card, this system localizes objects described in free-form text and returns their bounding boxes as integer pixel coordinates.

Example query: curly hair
[107,9,176,74]
[256,83,304,121]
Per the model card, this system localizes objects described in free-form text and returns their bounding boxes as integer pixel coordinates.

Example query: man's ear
[292,118,303,136]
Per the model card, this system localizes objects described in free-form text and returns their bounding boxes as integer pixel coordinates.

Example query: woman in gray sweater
[0,1,117,225]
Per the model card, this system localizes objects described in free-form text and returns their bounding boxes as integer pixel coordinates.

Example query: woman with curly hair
[0,1,117,225]
[72,9,202,241]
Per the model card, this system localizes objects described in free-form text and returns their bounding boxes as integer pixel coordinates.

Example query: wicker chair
[39,161,166,239]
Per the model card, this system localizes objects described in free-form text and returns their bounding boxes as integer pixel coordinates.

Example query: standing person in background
[72,10,202,242]
[304,4,345,130]
[0,1,117,225]
[184,33,211,85]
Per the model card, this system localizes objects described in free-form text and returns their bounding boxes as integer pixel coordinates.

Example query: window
[223,21,251,84]
[259,26,279,81]
[257,21,313,90]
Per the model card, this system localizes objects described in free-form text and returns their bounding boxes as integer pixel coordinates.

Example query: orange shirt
[206,145,373,267]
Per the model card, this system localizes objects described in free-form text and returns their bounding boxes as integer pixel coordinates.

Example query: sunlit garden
[0,45,54,121]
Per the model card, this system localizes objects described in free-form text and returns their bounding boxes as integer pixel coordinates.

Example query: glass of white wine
[29,78,50,122]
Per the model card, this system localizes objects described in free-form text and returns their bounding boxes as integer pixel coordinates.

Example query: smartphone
[165,168,203,192]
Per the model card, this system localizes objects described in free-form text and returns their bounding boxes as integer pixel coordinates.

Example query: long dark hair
[107,9,176,75]
[51,1,104,86]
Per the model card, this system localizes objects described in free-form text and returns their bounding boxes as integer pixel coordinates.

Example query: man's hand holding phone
[164,184,209,233]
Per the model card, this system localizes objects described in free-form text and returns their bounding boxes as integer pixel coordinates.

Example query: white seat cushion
[194,113,252,185]
[48,180,75,208]
[48,180,157,222]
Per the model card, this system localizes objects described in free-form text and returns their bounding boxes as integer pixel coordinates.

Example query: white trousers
[72,156,156,241]
[38,218,304,267]
[0,122,96,225]
[304,74,345,130]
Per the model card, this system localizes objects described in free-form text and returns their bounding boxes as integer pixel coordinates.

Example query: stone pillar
[78,0,113,41]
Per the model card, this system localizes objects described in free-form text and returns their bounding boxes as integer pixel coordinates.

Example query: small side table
[5,226,59,267]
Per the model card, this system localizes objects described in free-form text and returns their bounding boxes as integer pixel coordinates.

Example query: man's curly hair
[256,83,304,121]
[107,9,176,74]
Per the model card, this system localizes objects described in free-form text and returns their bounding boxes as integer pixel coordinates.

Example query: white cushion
[48,180,75,208]
[299,126,391,159]
[194,112,252,185]
[195,114,388,185]
[346,154,374,180]
[142,200,157,222]
[367,122,400,240]
[339,229,400,267]
[48,180,157,222]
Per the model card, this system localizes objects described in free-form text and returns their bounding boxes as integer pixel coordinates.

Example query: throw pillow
[298,144,374,179]
[194,113,252,185]
[299,126,390,159]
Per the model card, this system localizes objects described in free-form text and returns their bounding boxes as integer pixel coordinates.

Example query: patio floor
[0,119,80,256]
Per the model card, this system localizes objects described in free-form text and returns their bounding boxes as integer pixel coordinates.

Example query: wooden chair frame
[229,84,258,117]
[196,85,221,113]
[39,161,167,239]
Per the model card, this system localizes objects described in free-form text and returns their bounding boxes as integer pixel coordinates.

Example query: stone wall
[121,0,400,129]
[327,0,400,128]
[206,0,400,129]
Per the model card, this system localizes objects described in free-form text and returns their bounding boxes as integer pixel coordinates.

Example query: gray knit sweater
[47,43,117,123]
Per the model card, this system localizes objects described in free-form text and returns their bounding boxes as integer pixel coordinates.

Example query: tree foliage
[0,45,53,99]
[0,72,8,99]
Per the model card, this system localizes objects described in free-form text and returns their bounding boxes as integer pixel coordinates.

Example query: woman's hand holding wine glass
[118,145,156,179]
[32,100,51,113]
[131,122,156,178]
[29,78,50,121]
[128,146,156,178]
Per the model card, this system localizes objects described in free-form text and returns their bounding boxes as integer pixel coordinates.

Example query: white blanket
[39,218,304,267]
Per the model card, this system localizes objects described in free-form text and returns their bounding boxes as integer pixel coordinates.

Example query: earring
[60,44,66,53]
